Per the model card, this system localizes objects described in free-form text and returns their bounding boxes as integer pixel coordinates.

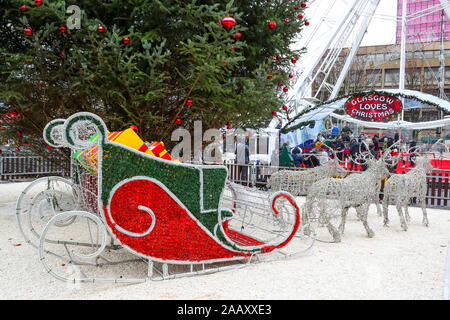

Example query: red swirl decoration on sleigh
[103,177,301,262]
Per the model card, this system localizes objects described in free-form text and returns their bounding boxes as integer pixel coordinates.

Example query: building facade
[397,0,450,44]
[311,40,450,142]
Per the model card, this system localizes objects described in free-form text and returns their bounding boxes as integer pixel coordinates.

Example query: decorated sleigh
[16,112,314,283]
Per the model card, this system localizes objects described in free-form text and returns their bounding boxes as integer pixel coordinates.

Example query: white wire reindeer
[382,154,434,231]
[303,149,392,243]
[359,140,400,216]
[268,147,348,196]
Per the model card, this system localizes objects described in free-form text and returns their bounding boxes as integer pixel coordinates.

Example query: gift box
[145,141,172,161]
[73,128,172,174]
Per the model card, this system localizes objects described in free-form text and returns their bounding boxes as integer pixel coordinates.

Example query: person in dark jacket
[349,139,360,171]
[335,138,345,161]
[291,146,304,167]
[409,140,417,167]
[372,134,379,151]
[394,131,399,143]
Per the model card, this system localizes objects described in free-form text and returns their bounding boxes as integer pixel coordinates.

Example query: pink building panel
[396,0,450,43]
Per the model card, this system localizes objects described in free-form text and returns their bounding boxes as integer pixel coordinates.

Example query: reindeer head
[364,157,390,181]
[375,158,391,181]
[415,156,433,174]
[322,142,348,177]
[327,156,348,177]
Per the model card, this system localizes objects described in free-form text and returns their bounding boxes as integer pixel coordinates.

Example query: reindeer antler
[354,139,375,163]
[380,140,402,167]
[322,141,346,165]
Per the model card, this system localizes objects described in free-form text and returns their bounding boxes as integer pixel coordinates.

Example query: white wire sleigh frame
[15,112,315,283]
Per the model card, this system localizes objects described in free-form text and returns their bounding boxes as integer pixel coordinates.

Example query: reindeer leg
[375,193,382,217]
[404,204,411,223]
[419,198,429,227]
[357,204,375,238]
[382,195,390,227]
[339,207,349,234]
[397,203,408,231]
[302,204,311,236]
[327,220,341,243]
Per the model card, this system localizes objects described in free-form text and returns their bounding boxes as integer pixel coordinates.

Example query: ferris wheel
[271,0,450,130]
[440,0,450,20]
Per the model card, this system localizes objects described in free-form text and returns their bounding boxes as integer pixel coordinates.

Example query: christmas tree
[0,0,308,155]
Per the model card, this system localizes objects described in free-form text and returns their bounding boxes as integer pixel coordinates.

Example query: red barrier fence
[225,162,450,209]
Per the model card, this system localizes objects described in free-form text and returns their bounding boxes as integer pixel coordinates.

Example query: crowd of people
[280,128,418,172]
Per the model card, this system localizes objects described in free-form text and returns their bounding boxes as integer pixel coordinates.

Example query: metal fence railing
[223,162,450,209]
[0,151,70,181]
[1,150,448,208]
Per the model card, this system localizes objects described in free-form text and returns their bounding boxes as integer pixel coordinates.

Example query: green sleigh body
[44,112,301,263]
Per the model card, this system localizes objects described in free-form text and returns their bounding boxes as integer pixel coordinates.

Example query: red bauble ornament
[222,16,236,29]
[298,14,304,19]
[227,122,231,129]
[284,19,289,23]
[279,82,283,87]
[301,2,307,8]
[60,52,65,58]
[46,145,52,150]
[267,74,273,80]
[25,27,32,36]
[289,73,294,79]
[98,25,105,33]
[17,131,22,136]
[291,57,297,64]
[233,32,242,40]
[60,26,66,33]
[175,118,182,125]
[305,20,310,26]
[130,125,139,133]
[186,99,193,106]
[123,37,130,44]
[295,5,300,10]
[21,5,27,12]
[277,56,282,61]
[34,0,42,6]
[16,148,20,153]
[272,111,277,116]
[283,105,288,111]
[283,87,289,93]
[268,21,277,30]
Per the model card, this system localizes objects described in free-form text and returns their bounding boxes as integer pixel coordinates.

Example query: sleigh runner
[16,112,314,283]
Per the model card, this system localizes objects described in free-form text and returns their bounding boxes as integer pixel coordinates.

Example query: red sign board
[345,93,402,121]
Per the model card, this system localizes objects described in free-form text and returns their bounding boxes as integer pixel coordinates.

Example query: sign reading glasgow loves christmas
[345,92,403,121]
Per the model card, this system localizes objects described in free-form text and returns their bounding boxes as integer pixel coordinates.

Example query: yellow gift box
[73,128,168,174]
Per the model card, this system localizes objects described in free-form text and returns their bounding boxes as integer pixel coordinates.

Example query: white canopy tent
[280,89,450,146]
[285,89,450,129]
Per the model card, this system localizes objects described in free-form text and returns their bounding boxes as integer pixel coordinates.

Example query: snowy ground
[0,181,449,300]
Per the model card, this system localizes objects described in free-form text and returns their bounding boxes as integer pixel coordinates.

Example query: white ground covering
[0,181,449,300]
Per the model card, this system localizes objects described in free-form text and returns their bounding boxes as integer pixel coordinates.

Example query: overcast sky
[289,0,399,97]
[296,0,399,50]
[291,0,399,71]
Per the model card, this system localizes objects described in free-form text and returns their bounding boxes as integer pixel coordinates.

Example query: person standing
[349,138,360,171]
[236,137,250,185]
[372,134,379,151]
[291,145,304,167]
